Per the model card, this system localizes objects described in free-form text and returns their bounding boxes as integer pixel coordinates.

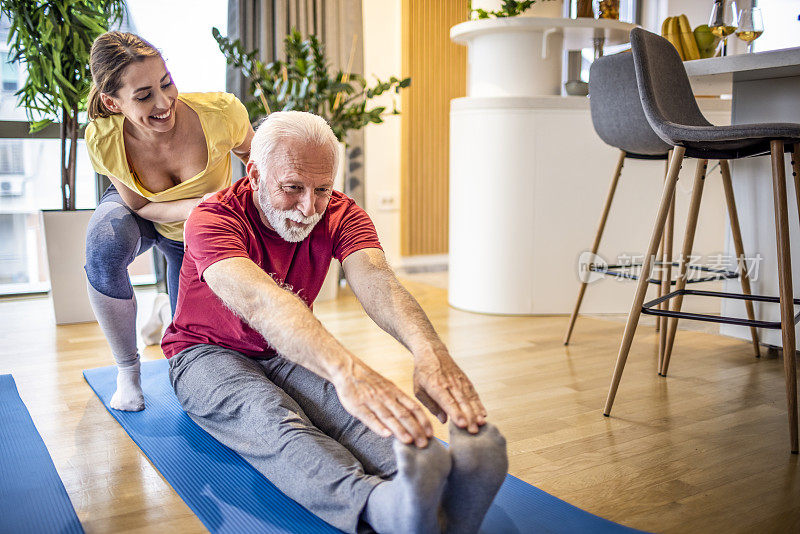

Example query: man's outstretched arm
[203,257,433,447]
[342,248,487,433]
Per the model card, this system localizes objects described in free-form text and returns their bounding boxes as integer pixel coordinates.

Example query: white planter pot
[41,209,96,324]
[316,142,347,303]
[452,18,565,97]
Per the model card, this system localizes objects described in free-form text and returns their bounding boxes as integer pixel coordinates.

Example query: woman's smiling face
[101,56,178,134]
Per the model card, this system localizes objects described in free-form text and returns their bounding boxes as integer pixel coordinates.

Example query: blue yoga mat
[84,360,645,533]
[1,374,84,534]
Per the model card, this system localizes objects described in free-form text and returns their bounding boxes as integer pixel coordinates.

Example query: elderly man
[161,111,507,534]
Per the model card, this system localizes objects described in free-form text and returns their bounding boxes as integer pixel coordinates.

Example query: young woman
[84,31,254,411]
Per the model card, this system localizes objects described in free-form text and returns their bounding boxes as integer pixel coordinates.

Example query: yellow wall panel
[401,0,467,256]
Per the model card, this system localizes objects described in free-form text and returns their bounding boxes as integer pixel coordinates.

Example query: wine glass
[709,0,738,56]
[736,7,764,53]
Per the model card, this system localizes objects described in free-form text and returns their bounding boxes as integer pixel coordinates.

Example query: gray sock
[442,423,508,534]
[364,439,451,534]
[87,283,144,411]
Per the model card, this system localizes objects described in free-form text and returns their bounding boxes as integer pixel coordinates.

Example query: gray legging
[169,344,397,533]
[85,185,184,314]
[84,185,185,371]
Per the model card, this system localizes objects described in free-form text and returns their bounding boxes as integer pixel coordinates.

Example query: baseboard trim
[393,254,449,274]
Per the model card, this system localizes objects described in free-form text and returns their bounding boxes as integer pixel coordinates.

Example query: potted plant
[213,27,410,300]
[213,27,410,144]
[469,0,557,19]
[2,0,126,323]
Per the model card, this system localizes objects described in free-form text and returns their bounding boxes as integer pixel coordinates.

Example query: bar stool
[564,51,758,371]
[603,28,800,453]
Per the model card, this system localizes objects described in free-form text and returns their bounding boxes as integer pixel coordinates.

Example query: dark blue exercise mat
[84,360,646,534]
[0,374,84,534]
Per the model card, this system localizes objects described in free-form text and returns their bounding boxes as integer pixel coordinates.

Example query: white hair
[250,111,339,176]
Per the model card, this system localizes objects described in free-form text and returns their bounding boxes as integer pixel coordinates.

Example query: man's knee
[169,345,281,417]
[85,202,142,299]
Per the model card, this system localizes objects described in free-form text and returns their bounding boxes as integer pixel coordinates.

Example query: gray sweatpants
[168,344,397,533]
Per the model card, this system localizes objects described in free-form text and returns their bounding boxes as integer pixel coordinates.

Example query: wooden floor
[1,281,799,533]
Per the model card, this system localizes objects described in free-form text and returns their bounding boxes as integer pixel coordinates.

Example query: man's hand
[341,249,487,433]
[334,360,433,447]
[205,257,434,447]
[413,351,487,433]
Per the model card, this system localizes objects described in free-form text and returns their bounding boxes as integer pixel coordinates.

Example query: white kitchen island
[449,18,731,315]
[685,48,800,348]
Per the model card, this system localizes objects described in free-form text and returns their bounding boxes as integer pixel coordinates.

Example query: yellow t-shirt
[84,92,251,241]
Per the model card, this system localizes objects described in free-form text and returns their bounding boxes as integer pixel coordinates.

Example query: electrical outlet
[378,193,397,211]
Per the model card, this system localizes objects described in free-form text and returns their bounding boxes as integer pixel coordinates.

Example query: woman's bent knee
[85,202,143,299]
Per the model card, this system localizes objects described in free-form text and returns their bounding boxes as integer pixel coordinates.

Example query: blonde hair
[251,111,339,176]
[87,31,162,120]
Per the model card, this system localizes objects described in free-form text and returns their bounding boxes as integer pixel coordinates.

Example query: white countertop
[685,47,800,79]
[685,47,800,94]
[451,17,636,45]
[450,95,732,112]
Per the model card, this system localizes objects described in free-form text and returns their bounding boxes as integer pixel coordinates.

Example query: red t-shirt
[161,177,382,359]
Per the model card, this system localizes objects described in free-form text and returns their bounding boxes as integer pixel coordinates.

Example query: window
[126,0,228,93]
[752,0,800,52]
[567,0,640,23]
[0,141,23,176]
[1,52,18,92]
[0,2,228,295]
[0,17,9,48]
[0,138,98,293]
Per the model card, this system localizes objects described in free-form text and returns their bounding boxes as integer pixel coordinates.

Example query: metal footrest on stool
[591,262,739,285]
[642,289,800,329]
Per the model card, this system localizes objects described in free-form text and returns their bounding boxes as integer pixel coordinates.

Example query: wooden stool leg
[792,144,800,226]
[656,154,671,337]
[720,160,761,358]
[770,140,799,454]
[605,147,685,416]
[656,231,665,335]
[662,159,708,376]
[659,186,676,366]
[564,150,626,345]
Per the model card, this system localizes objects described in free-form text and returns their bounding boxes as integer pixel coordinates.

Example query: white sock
[442,423,508,533]
[140,293,170,346]
[110,359,144,412]
[87,283,146,411]
[364,440,451,534]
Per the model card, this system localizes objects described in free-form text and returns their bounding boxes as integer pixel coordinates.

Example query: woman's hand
[183,193,216,219]
[106,175,210,223]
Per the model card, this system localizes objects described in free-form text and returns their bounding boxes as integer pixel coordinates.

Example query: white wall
[362,0,402,264]
[362,1,569,266]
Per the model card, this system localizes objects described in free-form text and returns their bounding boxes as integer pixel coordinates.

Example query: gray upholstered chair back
[629,27,713,145]
[589,52,671,156]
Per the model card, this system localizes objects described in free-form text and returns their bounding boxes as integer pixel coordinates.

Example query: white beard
[258,187,323,242]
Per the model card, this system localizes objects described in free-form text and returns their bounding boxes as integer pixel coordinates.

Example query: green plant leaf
[471,0,543,19]
[2,0,126,209]
[29,118,53,133]
[213,25,411,141]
